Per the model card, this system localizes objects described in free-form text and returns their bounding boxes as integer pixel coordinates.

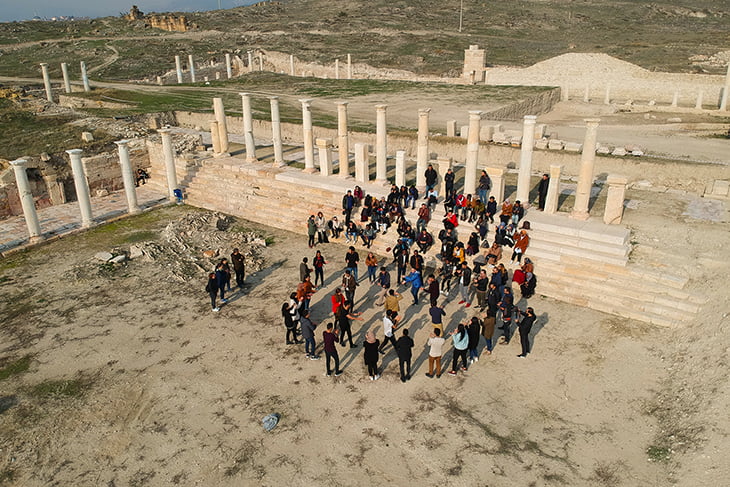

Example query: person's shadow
[527,311,549,354]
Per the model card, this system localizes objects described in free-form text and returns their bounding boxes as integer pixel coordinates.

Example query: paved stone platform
[0,186,168,256]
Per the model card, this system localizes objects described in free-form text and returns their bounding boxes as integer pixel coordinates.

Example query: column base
[272,161,287,168]
[569,210,590,221]
[303,167,319,174]
[81,220,95,229]
[246,157,259,163]
[213,152,231,158]
[129,207,143,215]
[374,179,390,186]
[29,235,45,244]
[339,173,353,179]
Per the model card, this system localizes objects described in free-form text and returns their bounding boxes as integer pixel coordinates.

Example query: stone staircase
[147,154,706,328]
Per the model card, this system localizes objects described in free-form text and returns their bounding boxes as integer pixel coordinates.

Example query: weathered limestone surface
[603,174,628,224]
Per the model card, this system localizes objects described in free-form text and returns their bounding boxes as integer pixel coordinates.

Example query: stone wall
[483,88,561,120]
[58,95,133,110]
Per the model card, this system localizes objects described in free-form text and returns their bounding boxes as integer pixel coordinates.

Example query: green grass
[122,231,158,243]
[0,356,32,381]
[646,445,672,462]
[28,377,92,399]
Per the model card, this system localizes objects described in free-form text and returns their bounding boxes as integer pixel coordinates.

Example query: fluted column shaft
[10,159,43,241]
[61,62,71,93]
[159,129,179,202]
[66,149,93,227]
[175,56,183,84]
[239,93,258,162]
[571,118,600,220]
[40,63,53,102]
[80,61,90,91]
[269,96,284,166]
[116,140,141,215]
[516,115,537,204]
[300,99,316,172]
[416,108,431,191]
[463,110,482,195]
[212,97,229,153]
[375,105,388,183]
[336,102,350,177]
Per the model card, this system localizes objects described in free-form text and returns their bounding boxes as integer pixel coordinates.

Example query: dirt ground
[0,174,728,486]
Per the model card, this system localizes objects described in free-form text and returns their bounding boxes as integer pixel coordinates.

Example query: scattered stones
[81,132,94,142]
[96,189,109,197]
[94,251,113,262]
[667,117,682,123]
[612,147,628,156]
[110,255,127,264]
[129,245,144,259]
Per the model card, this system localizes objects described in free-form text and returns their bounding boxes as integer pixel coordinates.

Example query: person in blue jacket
[402,269,423,305]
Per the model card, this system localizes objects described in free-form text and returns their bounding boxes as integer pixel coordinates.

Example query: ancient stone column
[210,120,222,154]
[188,55,196,83]
[289,55,295,76]
[695,91,704,110]
[395,150,406,187]
[603,174,628,225]
[61,62,71,93]
[446,120,457,137]
[9,159,43,242]
[248,51,254,73]
[516,115,537,205]
[570,118,600,220]
[115,140,141,215]
[347,54,352,79]
[583,86,589,103]
[335,59,340,80]
[225,53,232,79]
[239,93,258,162]
[175,56,183,84]
[375,104,388,183]
[316,138,333,177]
[269,96,284,167]
[437,157,452,196]
[158,129,179,202]
[562,85,570,101]
[40,63,53,102]
[463,110,482,195]
[721,63,730,111]
[258,52,264,72]
[80,61,90,92]
[212,97,229,153]
[300,99,316,173]
[671,91,678,108]
[416,108,430,191]
[486,167,505,204]
[354,143,369,183]
[544,164,562,215]
[336,101,350,178]
[66,149,94,228]
[604,84,611,105]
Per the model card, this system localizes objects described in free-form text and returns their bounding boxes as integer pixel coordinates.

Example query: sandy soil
[0,176,728,486]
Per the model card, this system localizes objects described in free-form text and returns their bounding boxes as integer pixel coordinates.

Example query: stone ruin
[125,5,191,32]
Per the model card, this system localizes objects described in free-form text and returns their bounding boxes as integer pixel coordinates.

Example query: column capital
[523,115,537,124]
[469,110,483,118]
[607,174,629,186]
[239,92,251,98]
[115,139,131,147]
[66,149,83,156]
[375,104,388,111]
[158,128,172,135]
[10,158,28,167]
[336,101,349,107]
[268,95,279,101]
[40,62,48,67]
[299,98,313,105]
[584,118,601,126]
[419,108,431,114]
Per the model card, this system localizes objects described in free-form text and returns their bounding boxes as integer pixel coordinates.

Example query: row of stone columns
[39,62,91,102]
[176,54,234,84]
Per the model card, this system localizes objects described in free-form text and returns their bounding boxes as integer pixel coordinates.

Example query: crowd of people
[277,168,545,380]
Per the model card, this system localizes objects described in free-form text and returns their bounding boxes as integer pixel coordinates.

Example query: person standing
[300,310,320,360]
[296,275,316,311]
[516,307,537,358]
[378,310,398,354]
[282,301,300,345]
[429,304,446,336]
[395,241,410,283]
[425,328,445,378]
[467,316,481,363]
[425,274,440,308]
[215,262,229,305]
[331,287,345,316]
[409,249,424,276]
[384,289,403,323]
[402,269,423,305]
[444,168,455,198]
[537,173,549,211]
[313,250,327,287]
[425,164,438,194]
[481,309,496,355]
[395,328,414,382]
[230,248,246,288]
[322,323,343,376]
[365,252,379,283]
[375,267,391,306]
[342,190,355,225]
[307,215,317,248]
[498,287,515,344]
[342,269,358,305]
[345,246,360,281]
[205,272,220,312]
[455,261,472,308]
[363,331,381,380]
[315,211,328,244]
[448,324,470,375]
[478,170,491,207]
[300,257,312,283]
[337,299,363,348]
[474,269,489,310]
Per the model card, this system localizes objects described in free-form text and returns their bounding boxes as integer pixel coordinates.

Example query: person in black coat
[206,272,220,312]
[516,307,537,357]
[537,174,550,211]
[467,316,481,363]
[395,328,415,382]
[425,164,438,193]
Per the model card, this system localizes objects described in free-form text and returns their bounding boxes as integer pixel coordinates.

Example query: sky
[0,1,258,22]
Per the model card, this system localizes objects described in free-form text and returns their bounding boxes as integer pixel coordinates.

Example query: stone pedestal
[544,164,562,215]
[347,54,352,79]
[66,149,94,227]
[571,118,600,220]
[270,96,285,167]
[40,63,53,102]
[695,91,704,110]
[354,143,369,183]
[463,110,482,195]
[212,98,229,153]
[335,59,340,79]
[188,55,196,83]
[446,120,457,137]
[258,52,264,71]
[437,157,452,196]
[61,63,71,93]
[239,93,258,162]
[485,167,505,204]
[300,99,316,173]
[516,115,537,205]
[115,140,141,215]
[9,159,43,242]
[395,151,406,187]
[225,53,232,79]
[603,175,628,224]
[720,63,730,111]
[248,51,253,73]
[80,61,90,92]
[159,129,179,202]
[416,108,430,191]
[562,85,570,101]
[671,91,678,108]
[375,105,388,183]
[175,56,183,84]
[336,101,350,177]
[317,138,334,177]
[290,55,295,76]
[210,120,222,154]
